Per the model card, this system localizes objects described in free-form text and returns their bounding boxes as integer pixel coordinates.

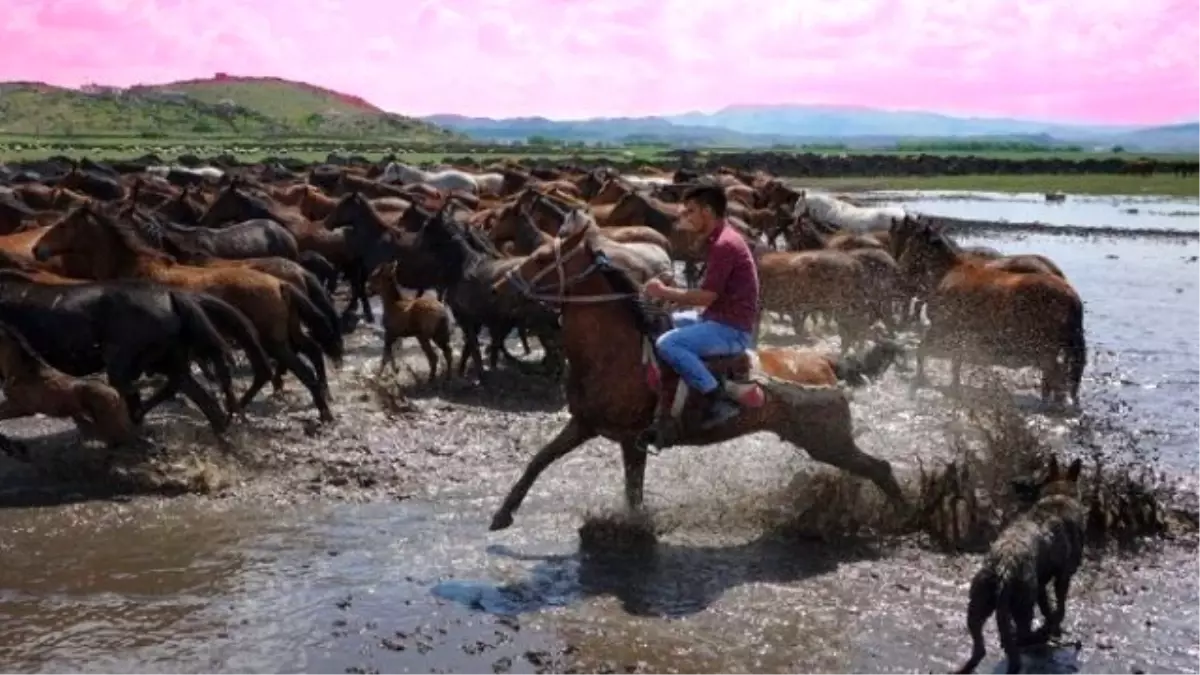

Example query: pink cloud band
[1,0,1195,124]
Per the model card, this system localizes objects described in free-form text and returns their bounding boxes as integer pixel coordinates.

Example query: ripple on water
[0,234,1196,674]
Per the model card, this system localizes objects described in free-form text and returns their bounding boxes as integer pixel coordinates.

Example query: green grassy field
[1,134,1196,197]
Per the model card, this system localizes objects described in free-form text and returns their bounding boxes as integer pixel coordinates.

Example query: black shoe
[699,389,741,430]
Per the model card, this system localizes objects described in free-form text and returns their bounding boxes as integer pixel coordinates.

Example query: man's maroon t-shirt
[699,221,760,333]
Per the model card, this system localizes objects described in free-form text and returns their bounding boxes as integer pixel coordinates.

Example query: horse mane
[590,246,671,338]
[88,205,177,263]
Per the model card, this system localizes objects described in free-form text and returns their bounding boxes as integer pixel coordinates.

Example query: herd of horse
[0,158,1087,534]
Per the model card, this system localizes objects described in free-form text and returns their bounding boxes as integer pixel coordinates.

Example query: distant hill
[419,114,802,146]
[0,76,460,141]
[424,105,1200,153]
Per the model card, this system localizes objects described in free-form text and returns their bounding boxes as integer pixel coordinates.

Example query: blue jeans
[655,310,753,394]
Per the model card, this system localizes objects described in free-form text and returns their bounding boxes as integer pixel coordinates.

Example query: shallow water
[0,233,1197,674]
[864,190,1200,233]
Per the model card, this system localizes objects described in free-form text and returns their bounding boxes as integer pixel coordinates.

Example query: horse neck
[349,200,388,233]
[913,238,962,281]
[557,275,647,374]
[515,217,547,252]
[93,220,165,279]
[374,274,401,302]
[634,198,674,234]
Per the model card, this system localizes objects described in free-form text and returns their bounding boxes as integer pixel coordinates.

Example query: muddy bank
[0,324,572,507]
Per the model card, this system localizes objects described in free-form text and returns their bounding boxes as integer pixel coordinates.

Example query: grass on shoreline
[1,136,1196,197]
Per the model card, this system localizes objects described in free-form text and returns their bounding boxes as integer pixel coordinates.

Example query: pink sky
[2,0,1197,124]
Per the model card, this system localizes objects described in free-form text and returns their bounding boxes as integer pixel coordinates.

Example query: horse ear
[1046,455,1061,480]
[1066,458,1083,482]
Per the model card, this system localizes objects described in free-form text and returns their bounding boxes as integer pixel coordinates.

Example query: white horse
[792,190,905,233]
[381,161,479,194]
[473,171,505,197]
[145,165,225,180]
[623,175,672,190]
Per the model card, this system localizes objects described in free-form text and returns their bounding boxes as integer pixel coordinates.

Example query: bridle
[502,213,637,305]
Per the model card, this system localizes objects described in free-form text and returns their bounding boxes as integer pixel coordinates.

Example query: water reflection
[866,190,1199,232]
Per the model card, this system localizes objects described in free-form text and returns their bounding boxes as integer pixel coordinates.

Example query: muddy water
[1,226,1198,673]
[864,190,1200,233]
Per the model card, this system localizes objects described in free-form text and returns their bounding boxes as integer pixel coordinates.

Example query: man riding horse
[643,184,760,430]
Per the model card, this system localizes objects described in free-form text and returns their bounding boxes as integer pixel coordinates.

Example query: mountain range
[423,105,1199,153]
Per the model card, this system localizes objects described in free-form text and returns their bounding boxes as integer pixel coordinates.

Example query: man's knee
[655,328,681,353]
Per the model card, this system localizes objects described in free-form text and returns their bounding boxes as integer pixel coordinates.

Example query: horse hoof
[489,511,514,531]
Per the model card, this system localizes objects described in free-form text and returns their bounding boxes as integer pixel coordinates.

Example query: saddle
[641,345,764,450]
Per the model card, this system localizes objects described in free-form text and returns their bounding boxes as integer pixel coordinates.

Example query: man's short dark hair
[682,184,727,218]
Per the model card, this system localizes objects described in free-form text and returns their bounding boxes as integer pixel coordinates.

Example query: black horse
[0,272,272,435]
[413,202,561,381]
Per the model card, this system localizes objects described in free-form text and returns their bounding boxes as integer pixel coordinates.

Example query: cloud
[0,0,1194,123]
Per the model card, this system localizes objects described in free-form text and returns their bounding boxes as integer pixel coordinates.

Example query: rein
[503,229,635,305]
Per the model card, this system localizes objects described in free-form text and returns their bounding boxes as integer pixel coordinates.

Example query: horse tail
[1064,296,1086,403]
[299,250,339,291]
[298,266,341,341]
[182,291,273,396]
[833,338,903,387]
[284,283,344,365]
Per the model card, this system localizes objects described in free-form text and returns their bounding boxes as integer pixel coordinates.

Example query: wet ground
[0,194,1197,674]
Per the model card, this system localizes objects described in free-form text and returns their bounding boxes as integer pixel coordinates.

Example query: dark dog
[955,456,1087,674]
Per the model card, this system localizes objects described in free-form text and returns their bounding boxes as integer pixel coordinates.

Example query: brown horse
[590,178,638,206]
[200,181,350,270]
[486,216,905,531]
[34,204,339,421]
[890,216,1067,330]
[755,249,881,352]
[900,225,1085,405]
[367,262,454,381]
[890,216,1065,279]
[0,320,137,447]
[791,216,887,253]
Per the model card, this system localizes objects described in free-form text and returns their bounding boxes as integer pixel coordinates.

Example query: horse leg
[911,334,931,392]
[171,367,231,435]
[437,330,454,382]
[194,350,239,418]
[950,357,963,396]
[620,439,648,512]
[378,333,398,376]
[774,402,906,505]
[518,325,533,356]
[271,362,287,395]
[104,351,148,425]
[457,324,481,379]
[338,267,367,332]
[267,339,334,423]
[138,368,187,419]
[489,418,597,531]
[292,332,330,398]
[416,335,439,382]
[356,269,375,326]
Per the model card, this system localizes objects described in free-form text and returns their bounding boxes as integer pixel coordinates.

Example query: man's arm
[656,240,731,308]
[656,285,717,308]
